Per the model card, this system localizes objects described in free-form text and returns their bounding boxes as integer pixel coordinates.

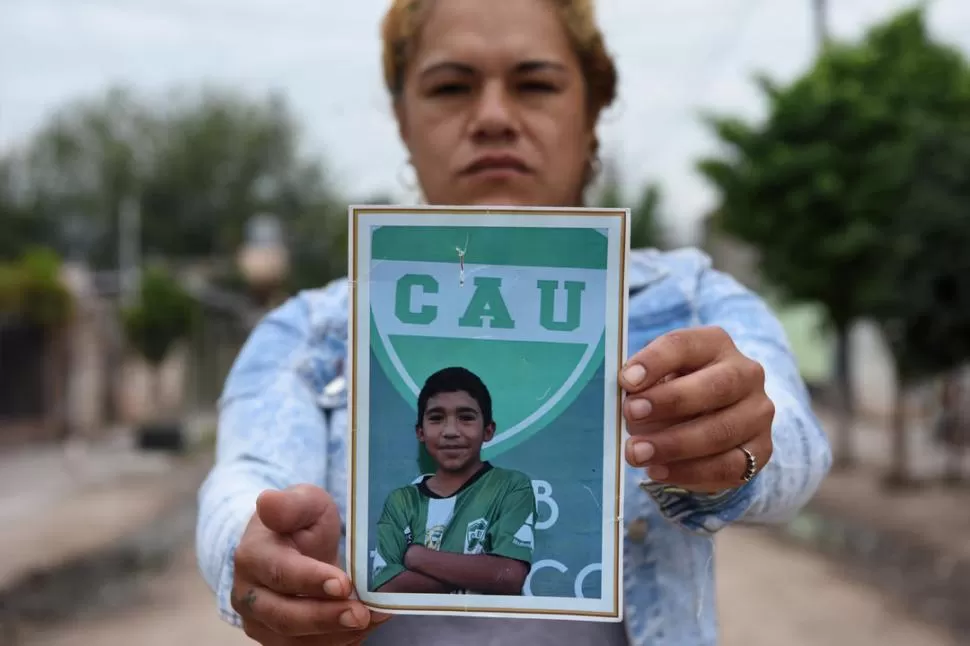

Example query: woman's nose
[469,81,517,143]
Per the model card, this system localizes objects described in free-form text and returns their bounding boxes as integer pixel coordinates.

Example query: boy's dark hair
[416,367,493,427]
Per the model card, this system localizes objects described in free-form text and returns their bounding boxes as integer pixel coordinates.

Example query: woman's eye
[519,81,558,93]
[431,83,470,96]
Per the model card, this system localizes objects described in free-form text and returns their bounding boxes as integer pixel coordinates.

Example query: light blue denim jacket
[196,247,832,645]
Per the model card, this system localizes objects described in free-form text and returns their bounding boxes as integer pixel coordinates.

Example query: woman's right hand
[230,485,390,645]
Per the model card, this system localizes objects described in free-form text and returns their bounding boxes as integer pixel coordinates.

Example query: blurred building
[0,261,254,448]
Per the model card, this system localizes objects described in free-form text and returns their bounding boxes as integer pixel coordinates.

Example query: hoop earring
[397,159,419,192]
[587,154,603,184]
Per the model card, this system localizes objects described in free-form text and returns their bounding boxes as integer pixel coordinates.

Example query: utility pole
[812,0,830,49]
[812,0,855,469]
[119,197,142,309]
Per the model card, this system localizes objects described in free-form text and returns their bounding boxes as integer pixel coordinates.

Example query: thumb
[256,485,342,564]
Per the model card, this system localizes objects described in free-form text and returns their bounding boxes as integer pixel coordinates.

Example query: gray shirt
[365,615,630,645]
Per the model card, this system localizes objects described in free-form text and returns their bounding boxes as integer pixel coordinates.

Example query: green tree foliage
[0,159,48,261]
[0,248,74,329]
[594,161,668,249]
[869,122,970,382]
[13,88,152,266]
[122,266,198,367]
[696,7,970,468]
[867,121,970,486]
[2,86,346,286]
[141,88,335,260]
[629,182,668,251]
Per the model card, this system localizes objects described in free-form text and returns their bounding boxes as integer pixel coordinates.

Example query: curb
[765,499,970,643]
[0,454,211,645]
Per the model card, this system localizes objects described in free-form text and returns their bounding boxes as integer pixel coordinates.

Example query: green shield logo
[369,225,608,461]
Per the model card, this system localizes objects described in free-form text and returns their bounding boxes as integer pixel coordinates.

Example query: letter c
[395,274,438,324]
[522,559,568,597]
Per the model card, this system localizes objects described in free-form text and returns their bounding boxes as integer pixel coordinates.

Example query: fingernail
[648,465,669,480]
[339,609,362,628]
[622,364,646,386]
[633,442,654,465]
[629,398,652,419]
[323,578,344,597]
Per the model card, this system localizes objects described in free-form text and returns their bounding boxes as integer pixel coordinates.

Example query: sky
[3,0,970,244]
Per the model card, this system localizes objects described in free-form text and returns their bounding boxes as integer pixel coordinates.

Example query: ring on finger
[738,445,758,483]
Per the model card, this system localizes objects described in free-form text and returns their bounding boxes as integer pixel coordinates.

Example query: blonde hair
[380,0,618,123]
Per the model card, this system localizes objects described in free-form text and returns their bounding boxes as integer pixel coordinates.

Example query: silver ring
[739,446,758,483]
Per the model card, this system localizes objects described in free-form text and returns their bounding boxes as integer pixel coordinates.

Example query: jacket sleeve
[640,260,832,535]
[195,285,343,627]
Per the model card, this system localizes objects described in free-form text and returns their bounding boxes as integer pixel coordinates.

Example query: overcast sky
[3,0,969,243]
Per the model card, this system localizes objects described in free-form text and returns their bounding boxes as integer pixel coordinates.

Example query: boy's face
[417,390,495,474]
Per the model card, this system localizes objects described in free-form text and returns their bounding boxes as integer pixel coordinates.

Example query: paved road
[18,527,960,646]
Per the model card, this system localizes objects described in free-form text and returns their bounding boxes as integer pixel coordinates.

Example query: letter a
[458,277,515,329]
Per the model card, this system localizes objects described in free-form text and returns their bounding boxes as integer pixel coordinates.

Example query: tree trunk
[832,323,856,469]
[884,377,912,489]
[149,362,162,424]
[45,327,70,442]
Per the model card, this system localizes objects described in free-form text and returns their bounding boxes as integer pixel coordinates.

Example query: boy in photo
[371,367,537,595]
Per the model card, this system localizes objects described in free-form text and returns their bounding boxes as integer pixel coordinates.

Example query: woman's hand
[620,326,775,494]
[231,485,391,645]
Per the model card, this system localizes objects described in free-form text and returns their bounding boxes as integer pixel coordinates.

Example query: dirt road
[18,526,961,646]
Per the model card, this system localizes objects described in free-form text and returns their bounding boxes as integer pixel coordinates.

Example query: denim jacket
[196,247,832,646]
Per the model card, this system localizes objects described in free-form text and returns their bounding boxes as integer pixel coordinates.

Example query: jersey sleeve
[371,489,413,591]
[486,473,537,564]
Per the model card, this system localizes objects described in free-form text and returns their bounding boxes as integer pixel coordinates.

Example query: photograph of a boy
[371,366,538,595]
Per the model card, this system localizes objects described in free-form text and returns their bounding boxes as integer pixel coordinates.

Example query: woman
[196,0,832,644]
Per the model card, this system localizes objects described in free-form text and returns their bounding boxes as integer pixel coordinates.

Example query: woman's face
[395,0,594,207]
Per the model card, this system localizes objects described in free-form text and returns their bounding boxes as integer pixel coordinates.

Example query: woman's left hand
[620,326,775,494]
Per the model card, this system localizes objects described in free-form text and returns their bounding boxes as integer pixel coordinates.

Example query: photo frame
[346,205,629,621]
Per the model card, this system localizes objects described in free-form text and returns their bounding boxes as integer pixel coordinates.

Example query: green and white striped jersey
[372,463,537,592]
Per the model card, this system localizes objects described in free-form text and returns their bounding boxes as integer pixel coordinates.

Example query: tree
[629,182,668,251]
[696,7,970,469]
[121,265,199,451]
[3,86,344,273]
[141,88,338,262]
[865,121,970,486]
[0,247,74,331]
[13,88,153,267]
[594,160,668,249]
[0,159,50,261]
[285,193,395,293]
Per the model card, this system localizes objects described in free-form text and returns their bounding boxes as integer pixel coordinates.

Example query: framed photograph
[346,205,629,622]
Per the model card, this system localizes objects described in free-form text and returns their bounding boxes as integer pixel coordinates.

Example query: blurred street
[2,409,968,645]
[13,526,961,646]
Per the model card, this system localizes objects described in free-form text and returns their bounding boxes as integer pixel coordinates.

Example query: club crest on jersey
[463,518,489,554]
[368,226,609,460]
[425,525,445,551]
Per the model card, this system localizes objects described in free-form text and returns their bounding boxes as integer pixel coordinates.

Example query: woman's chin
[427,180,570,208]
[448,191,564,208]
